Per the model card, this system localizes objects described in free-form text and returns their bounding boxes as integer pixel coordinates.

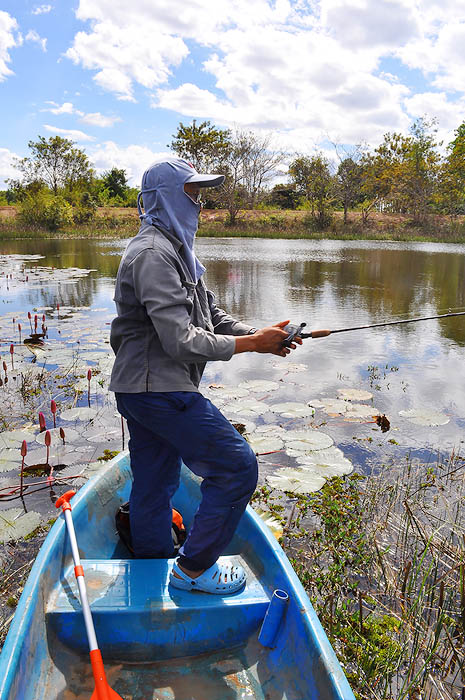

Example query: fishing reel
[282,322,310,347]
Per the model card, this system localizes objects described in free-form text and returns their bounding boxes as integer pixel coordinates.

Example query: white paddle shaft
[63,508,99,652]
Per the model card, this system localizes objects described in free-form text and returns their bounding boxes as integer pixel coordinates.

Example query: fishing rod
[283,311,465,346]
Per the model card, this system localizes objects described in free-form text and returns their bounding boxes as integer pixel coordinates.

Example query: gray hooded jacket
[109,169,254,393]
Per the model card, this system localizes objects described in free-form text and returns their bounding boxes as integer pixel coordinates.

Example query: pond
[0,236,465,539]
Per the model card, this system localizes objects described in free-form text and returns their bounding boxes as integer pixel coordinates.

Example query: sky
[1,0,465,188]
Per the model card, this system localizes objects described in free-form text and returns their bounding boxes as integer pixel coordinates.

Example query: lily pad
[273,362,307,372]
[344,404,378,419]
[296,446,353,476]
[399,408,450,426]
[0,428,37,449]
[268,402,315,418]
[266,468,326,494]
[283,430,333,451]
[0,449,22,473]
[35,427,80,445]
[222,399,269,417]
[0,509,41,543]
[207,385,249,400]
[309,397,379,418]
[239,380,279,392]
[337,388,373,401]
[60,407,98,421]
[248,436,284,454]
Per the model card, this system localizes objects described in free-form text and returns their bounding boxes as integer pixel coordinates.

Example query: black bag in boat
[115,501,187,556]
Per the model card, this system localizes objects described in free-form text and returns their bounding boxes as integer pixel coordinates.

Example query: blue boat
[0,451,355,699]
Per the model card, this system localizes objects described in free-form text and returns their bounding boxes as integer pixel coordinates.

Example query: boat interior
[3,453,352,700]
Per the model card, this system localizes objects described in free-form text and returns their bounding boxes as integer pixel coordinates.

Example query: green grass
[2,209,465,243]
[253,454,465,700]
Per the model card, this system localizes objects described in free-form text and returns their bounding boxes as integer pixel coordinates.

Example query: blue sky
[1,0,465,188]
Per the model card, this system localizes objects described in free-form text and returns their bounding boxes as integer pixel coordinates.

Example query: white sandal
[169,560,246,594]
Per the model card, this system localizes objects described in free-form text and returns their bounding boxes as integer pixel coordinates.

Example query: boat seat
[46,556,270,661]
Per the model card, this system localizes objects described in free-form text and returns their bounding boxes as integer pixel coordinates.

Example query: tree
[170,119,231,172]
[101,167,128,200]
[171,121,283,220]
[359,121,440,225]
[336,157,363,224]
[239,131,284,209]
[268,183,300,209]
[401,119,440,224]
[10,135,93,195]
[436,122,465,216]
[289,155,335,228]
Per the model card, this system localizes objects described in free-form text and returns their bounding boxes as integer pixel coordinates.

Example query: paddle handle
[56,493,123,699]
[62,508,99,652]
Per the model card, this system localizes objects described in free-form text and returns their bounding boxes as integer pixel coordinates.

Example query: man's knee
[231,443,258,502]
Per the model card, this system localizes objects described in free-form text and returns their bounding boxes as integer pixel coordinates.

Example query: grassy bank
[1,207,465,243]
[254,453,465,700]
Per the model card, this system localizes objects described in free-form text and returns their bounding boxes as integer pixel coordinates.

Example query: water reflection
[1,236,464,463]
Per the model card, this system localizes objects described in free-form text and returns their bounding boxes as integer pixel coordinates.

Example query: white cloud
[80,112,121,127]
[42,101,120,127]
[88,141,172,185]
[65,0,465,152]
[0,147,21,187]
[25,29,47,52]
[322,0,420,49]
[32,5,53,15]
[0,11,22,82]
[403,91,465,147]
[43,124,95,141]
[66,20,188,100]
[44,101,74,115]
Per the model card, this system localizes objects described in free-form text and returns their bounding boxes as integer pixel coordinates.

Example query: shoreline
[1,207,465,244]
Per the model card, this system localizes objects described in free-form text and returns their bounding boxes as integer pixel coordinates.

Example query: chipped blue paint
[0,451,356,700]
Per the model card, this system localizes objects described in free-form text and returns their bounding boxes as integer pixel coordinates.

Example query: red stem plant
[87,369,92,406]
[20,440,27,498]
[44,430,51,466]
[39,412,46,433]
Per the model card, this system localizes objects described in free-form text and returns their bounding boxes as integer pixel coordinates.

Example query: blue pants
[115,392,258,570]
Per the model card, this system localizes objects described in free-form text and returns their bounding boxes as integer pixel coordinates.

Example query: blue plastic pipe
[258,589,289,647]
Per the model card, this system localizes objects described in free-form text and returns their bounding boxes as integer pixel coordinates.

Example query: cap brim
[186,173,225,188]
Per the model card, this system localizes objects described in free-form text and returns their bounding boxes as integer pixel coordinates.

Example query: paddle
[56,490,123,700]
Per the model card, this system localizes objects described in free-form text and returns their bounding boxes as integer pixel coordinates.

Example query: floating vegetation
[0,450,22,474]
[268,402,315,418]
[206,384,249,400]
[238,379,279,392]
[249,435,284,454]
[253,506,283,538]
[337,388,373,401]
[59,407,98,421]
[398,408,450,426]
[310,397,380,420]
[0,508,41,543]
[266,467,326,494]
[281,429,334,451]
[222,398,270,417]
[295,446,353,477]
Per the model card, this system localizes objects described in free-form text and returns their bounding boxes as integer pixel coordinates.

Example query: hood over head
[137,157,224,282]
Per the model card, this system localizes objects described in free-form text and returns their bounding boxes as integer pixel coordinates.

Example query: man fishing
[109,157,301,595]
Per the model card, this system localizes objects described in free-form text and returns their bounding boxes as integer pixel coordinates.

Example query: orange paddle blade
[90,649,124,700]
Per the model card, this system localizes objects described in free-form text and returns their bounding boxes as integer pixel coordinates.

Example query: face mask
[184,189,203,208]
